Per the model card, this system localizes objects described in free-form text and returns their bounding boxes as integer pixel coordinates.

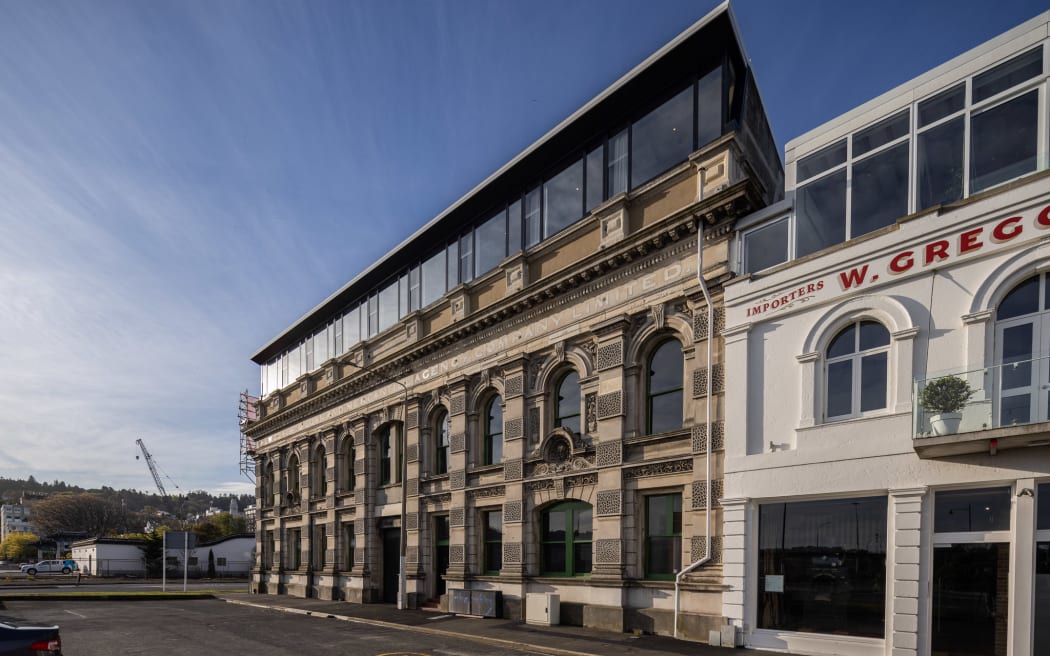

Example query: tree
[30,493,122,536]
[191,512,247,544]
[0,531,39,560]
[207,549,216,578]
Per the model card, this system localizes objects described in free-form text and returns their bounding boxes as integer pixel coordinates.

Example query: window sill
[625,427,690,445]
[469,463,504,474]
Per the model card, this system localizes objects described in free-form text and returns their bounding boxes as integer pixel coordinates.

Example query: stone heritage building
[244,3,780,640]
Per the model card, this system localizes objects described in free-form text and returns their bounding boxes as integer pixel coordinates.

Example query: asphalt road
[2,599,546,656]
[1,580,248,593]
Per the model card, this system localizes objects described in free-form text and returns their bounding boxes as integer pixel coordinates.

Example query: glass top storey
[258,34,774,398]
[740,33,1050,276]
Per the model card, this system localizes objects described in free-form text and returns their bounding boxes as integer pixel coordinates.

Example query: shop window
[1036,483,1050,655]
[647,339,684,434]
[433,408,450,475]
[758,496,887,638]
[483,396,503,465]
[311,445,326,498]
[825,320,889,420]
[645,494,682,579]
[482,510,502,575]
[555,371,581,434]
[934,487,1011,532]
[541,501,592,577]
[994,273,1050,426]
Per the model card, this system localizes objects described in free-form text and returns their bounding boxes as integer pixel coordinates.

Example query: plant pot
[930,412,962,436]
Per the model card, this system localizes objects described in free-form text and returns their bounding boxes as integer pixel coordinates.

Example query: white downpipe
[674,168,713,639]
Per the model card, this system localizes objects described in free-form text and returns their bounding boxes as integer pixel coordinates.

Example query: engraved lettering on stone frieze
[623,458,692,479]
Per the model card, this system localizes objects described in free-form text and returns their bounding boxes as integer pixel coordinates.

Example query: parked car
[0,616,61,654]
[19,560,73,575]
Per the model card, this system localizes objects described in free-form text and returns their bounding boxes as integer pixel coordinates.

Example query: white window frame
[823,320,892,422]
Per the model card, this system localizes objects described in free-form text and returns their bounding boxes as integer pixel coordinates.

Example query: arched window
[540,501,592,576]
[312,445,327,497]
[555,371,581,433]
[434,409,450,475]
[262,461,275,506]
[483,396,503,465]
[825,320,890,420]
[378,428,397,485]
[647,340,684,434]
[995,273,1050,425]
[287,453,301,503]
[342,436,356,492]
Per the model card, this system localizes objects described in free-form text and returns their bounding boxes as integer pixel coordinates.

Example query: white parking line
[65,610,87,619]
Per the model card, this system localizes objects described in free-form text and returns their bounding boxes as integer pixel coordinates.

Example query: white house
[71,538,147,577]
[191,533,254,578]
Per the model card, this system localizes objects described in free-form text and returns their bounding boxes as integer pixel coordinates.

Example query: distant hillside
[0,476,254,515]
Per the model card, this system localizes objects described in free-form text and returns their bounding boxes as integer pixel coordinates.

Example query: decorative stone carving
[503,542,522,565]
[480,368,491,391]
[596,342,623,371]
[596,441,622,467]
[504,501,523,523]
[406,444,419,463]
[528,360,543,392]
[505,375,523,398]
[583,393,597,433]
[595,539,622,564]
[650,304,665,329]
[693,363,725,397]
[691,421,725,454]
[596,391,623,419]
[407,546,419,563]
[565,473,597,488]
[450,470,466,490]
[406,478,418,498]
[469,485,505,499]
[623,458,692,479]
[694,307,726,341]
[406,512,418,531]
[554,340,565,362]
[505,417,523,441]
[450,394,466,416]
[450,433,466,453]
[691,478,724,510]
[525,479,555,493]
[596,490,622,516]
[528,407,540,444]
[450,507,465,527]
[691,535,723,564]
[504,458,523,481]
[407,410,418,429]
[450,545,465,564]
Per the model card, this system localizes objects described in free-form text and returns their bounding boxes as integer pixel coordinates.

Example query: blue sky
[0,0,1044,496]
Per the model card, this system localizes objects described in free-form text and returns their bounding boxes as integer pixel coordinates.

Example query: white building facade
[0,504,31,543]
[723,11,1050,656]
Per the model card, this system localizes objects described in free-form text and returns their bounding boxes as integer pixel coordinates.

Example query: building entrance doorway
[932,487,1011,656]
[433,515,449,600]
[381,527,400,604]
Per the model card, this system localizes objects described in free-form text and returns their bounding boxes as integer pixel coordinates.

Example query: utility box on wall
[525,592,560,626]
[448,589,502,618]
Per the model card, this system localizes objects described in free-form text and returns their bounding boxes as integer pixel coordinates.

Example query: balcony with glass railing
[912,356,1050,456]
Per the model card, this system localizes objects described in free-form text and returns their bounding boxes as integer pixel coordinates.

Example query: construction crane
[135,438,179,498]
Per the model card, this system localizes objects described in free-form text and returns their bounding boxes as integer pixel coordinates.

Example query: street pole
[346,360,410,610]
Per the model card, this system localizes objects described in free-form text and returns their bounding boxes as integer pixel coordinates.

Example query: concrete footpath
[217,592,740,656]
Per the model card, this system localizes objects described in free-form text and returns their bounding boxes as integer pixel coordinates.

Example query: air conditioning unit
[525,593,559,626]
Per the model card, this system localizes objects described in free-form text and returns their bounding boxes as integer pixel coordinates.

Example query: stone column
[349,416,372,602]
[720,497,749,636]
[444,375,470,584]
[499,355,529,589]
[1010,478,1036,656]
[403,395,425,606]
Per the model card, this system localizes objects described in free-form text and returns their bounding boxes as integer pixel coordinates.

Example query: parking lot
[1,598,544,656]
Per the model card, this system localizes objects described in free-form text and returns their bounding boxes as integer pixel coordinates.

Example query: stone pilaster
[889,487,926,656]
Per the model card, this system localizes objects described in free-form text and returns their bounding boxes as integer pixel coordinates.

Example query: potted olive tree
[919,375,975,436]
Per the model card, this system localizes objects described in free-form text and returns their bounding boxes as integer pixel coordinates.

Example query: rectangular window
[378,281,398,333]
[305,336,315,372]
[483,510,502,575]
[343,306,360,348]
[314,327,328,365]
[421,250,445,308]
[380,433,393,486]
[743,217,790,273]
[217,557,227,567]
[851,141,909,237]
[398,274,409,318]
[585,146,604,211]
[313,523,326,569]
[606,129,628,198]
[459,232,473,284]
[797,140,846,182]
[934,487,1011,532]
[344,523,356,570]
[507,199,522,254]
[288,528,302,570]
[333,318,343,356]
[367,295,379,337]
[544,159,583,237]
[446,240,459,289]
[631,86,693,188]
[972,46,1042,103]
[758,496,887,637]
[970,90,1038,193]
[645,494,682,579]
[408,266,420,313]
[1036,484,1050,654]
[474,209,507,276]
[697,64,723,146]
[524,187,542,248]
[795,169,847,258]
[917,116,964,210]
